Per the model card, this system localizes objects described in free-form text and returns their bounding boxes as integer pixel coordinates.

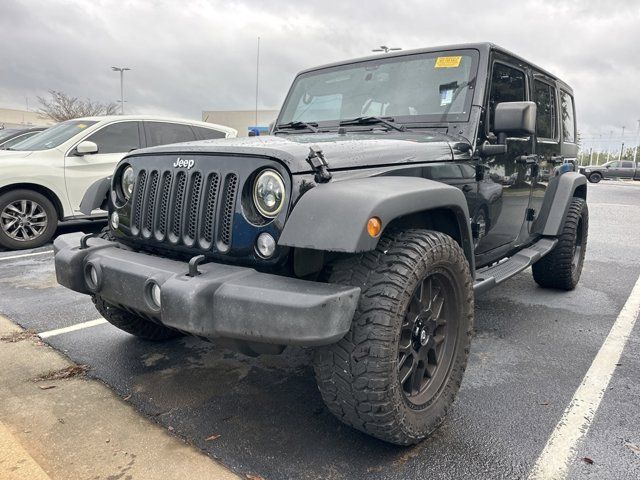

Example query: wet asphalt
[0,181,639,480]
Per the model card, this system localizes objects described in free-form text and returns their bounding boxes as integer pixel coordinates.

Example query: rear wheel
[313,229,473,445]
[532,197,588,290]
[0,189,58,250]
[588,172,602,183]
[92,295,183,341]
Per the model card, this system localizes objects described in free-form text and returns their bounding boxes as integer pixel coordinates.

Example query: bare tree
[37,90,118,122]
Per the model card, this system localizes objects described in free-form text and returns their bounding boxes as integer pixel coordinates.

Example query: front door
[64,121,142,215]
[475,59,533,256]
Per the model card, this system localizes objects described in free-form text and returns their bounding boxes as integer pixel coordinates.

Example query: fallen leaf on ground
[0,330,36,342]
[39,385,56,390]
[123,394,132,401]
[36,364,88,381]
[581,457,594,465]
[625,443,640,456]
[205,434,221,442]
[245,475,265,480]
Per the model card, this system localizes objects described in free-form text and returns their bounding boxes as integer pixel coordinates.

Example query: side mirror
[494,101,537,137]
[76,141,98,155]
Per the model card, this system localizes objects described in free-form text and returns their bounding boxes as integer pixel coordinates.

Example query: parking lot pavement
[0,182,639,479]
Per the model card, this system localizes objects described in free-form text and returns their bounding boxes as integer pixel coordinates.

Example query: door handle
[462,184,473,192]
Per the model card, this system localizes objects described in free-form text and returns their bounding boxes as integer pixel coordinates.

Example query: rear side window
[560,91,576,143]
[145,122,196,147]
[533,80,558,139]
[193,126,226,140]
[86,121,141,154]
[488,63,526,132]
[622,161,634,168]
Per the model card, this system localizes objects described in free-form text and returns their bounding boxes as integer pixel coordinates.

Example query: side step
[473,238,557,294]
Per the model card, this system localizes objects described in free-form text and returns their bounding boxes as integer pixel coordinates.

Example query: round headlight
[121,166,135,200]
[253,169,285,218]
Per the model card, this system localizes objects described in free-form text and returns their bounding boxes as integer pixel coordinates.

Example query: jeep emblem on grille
[173,157,195,169]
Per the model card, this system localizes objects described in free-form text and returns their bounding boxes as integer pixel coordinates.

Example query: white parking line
[39,318,107,339]
[0,250,53,262]
[528,273,640,480]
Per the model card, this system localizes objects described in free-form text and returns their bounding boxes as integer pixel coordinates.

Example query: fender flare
[278,177,474,268]
[533,171,587,236]
[79,176,112,215]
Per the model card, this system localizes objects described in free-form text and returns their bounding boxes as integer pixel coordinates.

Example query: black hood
[131,131,459,173]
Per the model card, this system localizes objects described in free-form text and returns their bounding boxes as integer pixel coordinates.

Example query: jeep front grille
[129,168,239,252]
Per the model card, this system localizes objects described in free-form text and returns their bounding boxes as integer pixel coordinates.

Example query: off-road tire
[587,172,602,183]
[0,189,58,250]
[92,295,183,341]
[313,229,474,445]
[532,197,588,290]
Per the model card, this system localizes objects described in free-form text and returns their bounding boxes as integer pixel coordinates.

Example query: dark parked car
[0,126,46,149]
[579,160,640,183]
[54,43,588,445]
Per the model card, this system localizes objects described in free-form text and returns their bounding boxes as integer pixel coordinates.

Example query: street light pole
[634,120,640,164]
[618,125,626,161]
[111,66,131,114]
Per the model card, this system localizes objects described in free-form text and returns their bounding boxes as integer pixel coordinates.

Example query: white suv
[0,115,236,250]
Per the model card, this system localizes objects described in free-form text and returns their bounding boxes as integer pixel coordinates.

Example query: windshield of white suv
[278,49,479,128]
[9,120,97,151]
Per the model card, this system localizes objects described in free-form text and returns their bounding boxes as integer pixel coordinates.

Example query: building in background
[202,110,280,137]
[0,107,54,129]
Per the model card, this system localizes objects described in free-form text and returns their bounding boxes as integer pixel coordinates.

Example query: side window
[85,122,140,154]
[621,161,634,168]
[488,63,526,132]
[533,80,558,139]
[609,161,620,168]
[145,122,196,147]
[193,126,226,140]
[560,91,576,143]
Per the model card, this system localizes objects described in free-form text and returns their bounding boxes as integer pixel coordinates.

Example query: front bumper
[54,232,360,346]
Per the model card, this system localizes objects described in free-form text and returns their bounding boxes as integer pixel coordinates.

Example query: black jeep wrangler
[54,43,588,445]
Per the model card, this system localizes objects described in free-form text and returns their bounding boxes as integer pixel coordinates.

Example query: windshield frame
[8,120,98,151]
[276,48,480,130]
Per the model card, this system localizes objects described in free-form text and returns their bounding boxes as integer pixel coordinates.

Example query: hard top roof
[297,42,572,92]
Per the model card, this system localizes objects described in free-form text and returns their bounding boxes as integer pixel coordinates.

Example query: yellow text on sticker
[435,56,462,68]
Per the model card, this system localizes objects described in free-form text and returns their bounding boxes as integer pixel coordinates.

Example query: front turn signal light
[367,217,382,237]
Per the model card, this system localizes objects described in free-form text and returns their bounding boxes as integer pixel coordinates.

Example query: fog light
[150,283,162,308]
[255,232,276,258]
[110,211,119,230]
[86,264,99,289]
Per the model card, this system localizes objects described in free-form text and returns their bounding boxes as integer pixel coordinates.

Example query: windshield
[0,129,20,142]
[9,120,97,151]
[278,49,479,127]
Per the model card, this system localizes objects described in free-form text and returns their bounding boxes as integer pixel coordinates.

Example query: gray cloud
[1,0,639,149]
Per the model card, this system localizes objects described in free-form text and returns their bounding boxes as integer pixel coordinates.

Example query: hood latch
[306,147,332,183]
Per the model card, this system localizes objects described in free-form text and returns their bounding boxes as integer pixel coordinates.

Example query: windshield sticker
[435,56,462,68]
[77,124,87,129]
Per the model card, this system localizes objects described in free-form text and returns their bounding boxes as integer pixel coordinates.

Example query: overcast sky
[2,0,639,149]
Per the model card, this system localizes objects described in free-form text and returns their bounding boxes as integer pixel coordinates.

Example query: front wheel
[313,229,474,445]
[532,197,588,290]
[588,172,602,183]
[0,189,58,250]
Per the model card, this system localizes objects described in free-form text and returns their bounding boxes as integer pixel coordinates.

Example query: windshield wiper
[339,116,405,132]
[273,121,319,133]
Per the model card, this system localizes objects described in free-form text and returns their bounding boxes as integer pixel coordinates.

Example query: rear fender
[533,171,587,236]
